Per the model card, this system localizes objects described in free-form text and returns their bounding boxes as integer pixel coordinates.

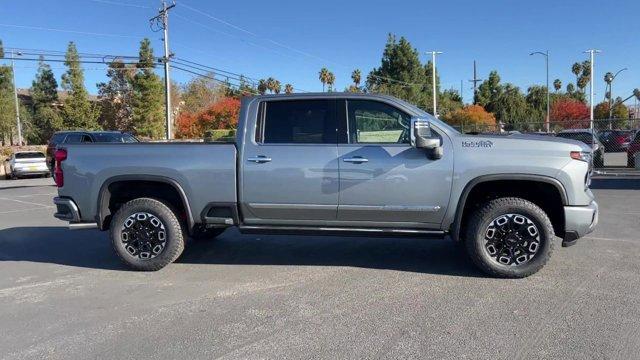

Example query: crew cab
[53,93,598,278]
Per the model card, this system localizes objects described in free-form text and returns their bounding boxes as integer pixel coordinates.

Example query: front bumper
[53,197,81,222]
[563,200,598,245]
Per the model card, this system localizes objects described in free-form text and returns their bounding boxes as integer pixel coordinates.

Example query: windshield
[15,152,45,159]
[92,133,138,143]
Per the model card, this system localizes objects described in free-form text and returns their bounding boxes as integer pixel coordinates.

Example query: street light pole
[530,51,550,132]
[10,50,22,146]
[427,51,443,117]
[584,49,601,127]
[606,67,627,119]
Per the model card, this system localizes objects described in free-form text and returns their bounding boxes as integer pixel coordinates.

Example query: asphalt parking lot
[0,177,639,359]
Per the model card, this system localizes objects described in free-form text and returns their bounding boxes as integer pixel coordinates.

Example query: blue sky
[1,0,639,105]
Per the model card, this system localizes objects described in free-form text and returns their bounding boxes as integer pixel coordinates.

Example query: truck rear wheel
[464,197,554,278]
[110,197,185,271]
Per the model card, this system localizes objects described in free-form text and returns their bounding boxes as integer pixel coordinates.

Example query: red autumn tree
[175,97,240,139]
[550,98,590,129]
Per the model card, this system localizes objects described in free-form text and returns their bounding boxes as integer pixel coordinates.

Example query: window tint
[92,133,138,143]
[347,100,410,144]
[15,152,45,159]
[261,100,336,144]
[64,134,83,143]
[51,133,66,144]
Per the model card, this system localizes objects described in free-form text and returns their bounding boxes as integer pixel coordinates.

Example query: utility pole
[10,50,22,146]
[469,60,482,105]
[150,0,176,140]
[426,51,443,117]
[584,49,601,126]
[530,51,550,132]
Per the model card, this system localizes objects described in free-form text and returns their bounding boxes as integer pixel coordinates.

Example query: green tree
[571,62,582,83]
[326,72,335,92]
[319,68,329,92]
[265,77,276,94]
[257,79,267,95]
[566,83,575,94]
[61,42,100,130]
[181,73,222,113]
[351,69,361,88]
[475,70,503,113]
[525,85,547,122]
[30,56,62,143]
[493,84,530,129]
[284,83,293,94]
[438,89,463,117]
[0,64,16,145]
[366,34,427,107]
[97,59,136,131]
[130,38,165,139]
[273,79,281,94]
[553,79,562,92]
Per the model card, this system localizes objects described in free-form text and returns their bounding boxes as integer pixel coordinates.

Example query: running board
[238,225,446,238]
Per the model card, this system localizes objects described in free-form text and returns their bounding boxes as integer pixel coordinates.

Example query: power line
[176,2,435,89]
[0,23,144,38]
[86,0,151,9]
[172,65,261,95]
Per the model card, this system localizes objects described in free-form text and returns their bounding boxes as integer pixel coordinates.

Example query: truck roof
[246,92,402,102]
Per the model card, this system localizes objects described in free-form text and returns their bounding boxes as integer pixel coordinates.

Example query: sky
[1,0,639,106]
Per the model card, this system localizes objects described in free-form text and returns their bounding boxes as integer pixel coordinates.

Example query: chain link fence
[454,118,640,174]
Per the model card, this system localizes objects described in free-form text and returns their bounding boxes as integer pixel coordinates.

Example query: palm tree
[634,88,640,101]
[351,69,361,88]
[273,79,281,94]
[571,62,582,82]
[566,83,575,94]
[553,79,562,92]
[319,67,329,92]
[327,72,335,92]
[257,79,267,95]
[284,83,293,94]
[266,77,276,93]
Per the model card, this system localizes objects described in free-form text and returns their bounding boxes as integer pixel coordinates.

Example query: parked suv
[46,131,138,171]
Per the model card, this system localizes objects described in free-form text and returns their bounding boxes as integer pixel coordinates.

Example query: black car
[46,131,138,171]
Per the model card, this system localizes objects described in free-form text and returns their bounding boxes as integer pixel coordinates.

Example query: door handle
[247,156,272,163]
[343,157,369,163]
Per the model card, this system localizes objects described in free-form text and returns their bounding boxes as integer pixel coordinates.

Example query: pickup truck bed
[57,143,237,229]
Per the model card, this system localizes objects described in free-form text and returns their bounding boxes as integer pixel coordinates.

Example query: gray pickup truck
[53,93,598,277]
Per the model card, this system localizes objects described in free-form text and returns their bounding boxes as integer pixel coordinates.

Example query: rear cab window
[15,152,45,159]
[257,99,337,144]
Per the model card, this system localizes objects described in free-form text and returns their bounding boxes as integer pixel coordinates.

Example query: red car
[628,131,640,168]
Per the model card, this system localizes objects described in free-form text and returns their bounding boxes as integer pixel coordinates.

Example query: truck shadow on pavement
[0,226,483,277]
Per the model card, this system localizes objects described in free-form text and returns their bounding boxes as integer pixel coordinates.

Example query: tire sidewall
[110,198,184,271]
[467,200,554,277]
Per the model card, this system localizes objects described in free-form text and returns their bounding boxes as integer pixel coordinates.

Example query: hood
[457,133,590,153]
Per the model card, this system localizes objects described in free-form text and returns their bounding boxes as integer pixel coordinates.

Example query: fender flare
[96,174,195,231]
[450,174,568,241]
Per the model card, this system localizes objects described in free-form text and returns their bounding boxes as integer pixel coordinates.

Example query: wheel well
[457,180,565,239]
[100,180,189,230]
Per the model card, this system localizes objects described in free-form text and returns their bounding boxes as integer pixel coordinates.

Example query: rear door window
[259,100,336,144]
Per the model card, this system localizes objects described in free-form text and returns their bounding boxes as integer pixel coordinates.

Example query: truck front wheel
[464,197,555,278]
[110,197,185,271]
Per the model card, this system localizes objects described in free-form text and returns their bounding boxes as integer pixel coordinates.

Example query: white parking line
[0,206,55,214]
[15,193,56,198]
[0,197,51,207]
[585,236,637,244]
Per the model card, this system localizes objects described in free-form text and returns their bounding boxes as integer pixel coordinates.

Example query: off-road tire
[464,197,555,278]
[110,197,185,271]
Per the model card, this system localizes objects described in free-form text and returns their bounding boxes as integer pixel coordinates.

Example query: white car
[6,151,50,179]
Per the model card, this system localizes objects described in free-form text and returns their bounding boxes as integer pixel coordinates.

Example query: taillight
[54,149,67,187]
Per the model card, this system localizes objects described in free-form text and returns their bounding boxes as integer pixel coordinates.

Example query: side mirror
[411,118,443,160]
